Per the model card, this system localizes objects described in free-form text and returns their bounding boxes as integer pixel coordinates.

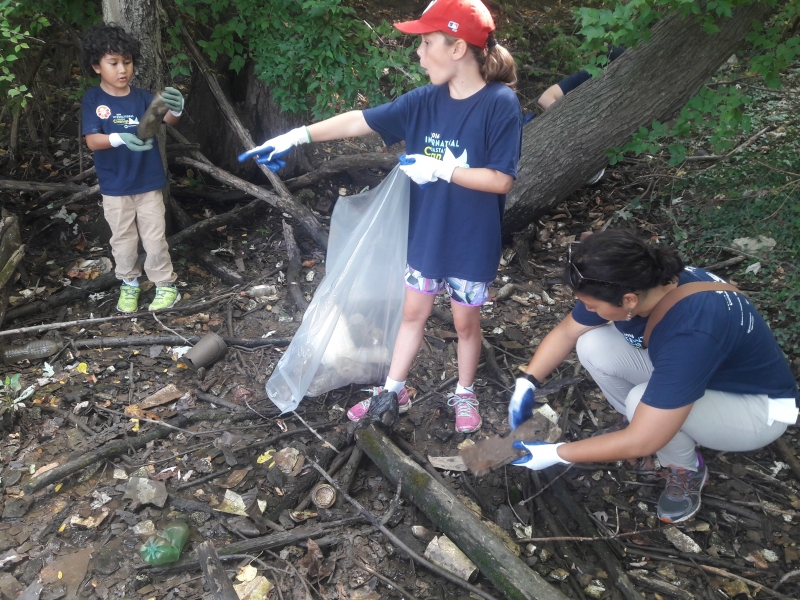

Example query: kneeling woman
[509,229,798,523]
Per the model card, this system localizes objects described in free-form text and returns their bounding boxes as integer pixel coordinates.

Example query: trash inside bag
[266,165,409,413]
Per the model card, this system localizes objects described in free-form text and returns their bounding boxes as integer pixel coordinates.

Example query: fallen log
[284,152,398,191]
[0,179,88,193]
[196,541,240,600]
[355,424,570,600]
[168,195,245,286]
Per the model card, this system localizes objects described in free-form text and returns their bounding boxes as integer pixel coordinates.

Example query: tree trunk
[502,2,771,235]
[102,0,171,230]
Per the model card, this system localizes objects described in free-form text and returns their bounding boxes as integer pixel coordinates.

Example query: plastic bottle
[240,284,277,298]
[139,520,189,565]
[1,340,59,365]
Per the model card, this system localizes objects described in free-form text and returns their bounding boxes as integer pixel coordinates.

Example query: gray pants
[576,324,790,469]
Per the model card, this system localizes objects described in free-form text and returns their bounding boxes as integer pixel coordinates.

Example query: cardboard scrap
[459,409,562,476]
[139,383,183,409]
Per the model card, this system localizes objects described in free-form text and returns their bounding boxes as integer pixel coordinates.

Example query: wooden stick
[281,220,308,313]
[196,541,240,600]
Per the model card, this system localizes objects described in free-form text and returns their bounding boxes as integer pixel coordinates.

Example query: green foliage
[575,0,800,165]
[1,0,98,115]
[0,373,26,414]
[171,0,423,119]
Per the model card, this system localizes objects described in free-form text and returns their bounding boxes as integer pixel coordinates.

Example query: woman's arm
[307,111,375,142]
[523,313,600,382]
[558,402,694,464]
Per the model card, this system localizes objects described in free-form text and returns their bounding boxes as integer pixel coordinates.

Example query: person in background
[537,45,625,184]
[82,24,184,312]
[507,229,798,523]
[239,0,522,433]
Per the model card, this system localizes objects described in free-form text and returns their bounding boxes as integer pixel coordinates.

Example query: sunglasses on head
[567,241,624,288]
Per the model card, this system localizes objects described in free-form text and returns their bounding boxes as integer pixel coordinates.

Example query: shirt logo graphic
[96,105,111,119]
[112,115,140,129]
[448,21,459,33]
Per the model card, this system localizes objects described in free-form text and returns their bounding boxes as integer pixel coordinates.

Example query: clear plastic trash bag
[266,165,409,413]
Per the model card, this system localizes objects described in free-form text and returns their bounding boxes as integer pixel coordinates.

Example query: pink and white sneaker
[347,386,411,421]
[448,392,482,433]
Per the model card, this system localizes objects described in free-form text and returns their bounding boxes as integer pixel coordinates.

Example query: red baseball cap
[394,0,495,48]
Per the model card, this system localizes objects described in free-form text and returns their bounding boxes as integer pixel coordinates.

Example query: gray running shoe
[657,453,709,523]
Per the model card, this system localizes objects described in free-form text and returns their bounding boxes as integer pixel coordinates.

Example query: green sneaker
[148,285,180,310]
[117,283,141,313]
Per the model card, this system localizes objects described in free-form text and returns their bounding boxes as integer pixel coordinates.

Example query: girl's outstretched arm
[307,111,374,142]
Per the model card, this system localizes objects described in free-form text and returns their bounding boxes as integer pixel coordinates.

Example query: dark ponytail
[564,229,685,305]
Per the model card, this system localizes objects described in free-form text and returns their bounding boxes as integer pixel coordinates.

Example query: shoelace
[447,394,478,417]
[660,468,701,499]
[121,286,138,297]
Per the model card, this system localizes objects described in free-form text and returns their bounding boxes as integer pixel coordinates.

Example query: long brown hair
[442,32,517,89]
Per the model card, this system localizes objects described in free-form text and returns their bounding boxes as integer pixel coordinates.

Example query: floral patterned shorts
[404,265,490,307]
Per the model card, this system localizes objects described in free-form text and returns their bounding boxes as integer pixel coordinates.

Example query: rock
[89,548,121,576]
[1,496,33,520]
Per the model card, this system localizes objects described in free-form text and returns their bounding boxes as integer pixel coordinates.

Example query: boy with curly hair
[81,24,184,312]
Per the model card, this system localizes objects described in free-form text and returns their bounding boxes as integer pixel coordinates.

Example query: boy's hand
[162,87,184,114]
[109,133,154,152]
[237,127,310,172]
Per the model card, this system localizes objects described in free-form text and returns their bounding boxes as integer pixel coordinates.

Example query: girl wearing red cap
[240,0,521,433]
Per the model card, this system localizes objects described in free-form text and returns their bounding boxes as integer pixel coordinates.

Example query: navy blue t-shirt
[363,82,522,282]
[572,267,799,409]
[82,85,166,196]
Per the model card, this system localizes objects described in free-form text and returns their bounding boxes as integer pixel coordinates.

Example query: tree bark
[503,2,772,235]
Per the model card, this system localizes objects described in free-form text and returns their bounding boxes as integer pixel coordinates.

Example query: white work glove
[508,377,537,430]
[398,153,458,186]
[237,126,310,172]
[511,441,570,471]
[109,132,153,152]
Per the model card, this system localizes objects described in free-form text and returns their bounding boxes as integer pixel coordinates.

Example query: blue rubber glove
[237,127,310,172]
[109,132,153,152]
[398,153,457,186]
[161,87,184,114]
[508,377,537,430]
[511,441,570,471]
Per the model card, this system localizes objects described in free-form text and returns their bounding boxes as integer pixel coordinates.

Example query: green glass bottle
[139,521,189,565]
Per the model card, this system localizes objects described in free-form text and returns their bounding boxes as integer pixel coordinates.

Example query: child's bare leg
[388,287,436,381]
[451,301,481,386]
